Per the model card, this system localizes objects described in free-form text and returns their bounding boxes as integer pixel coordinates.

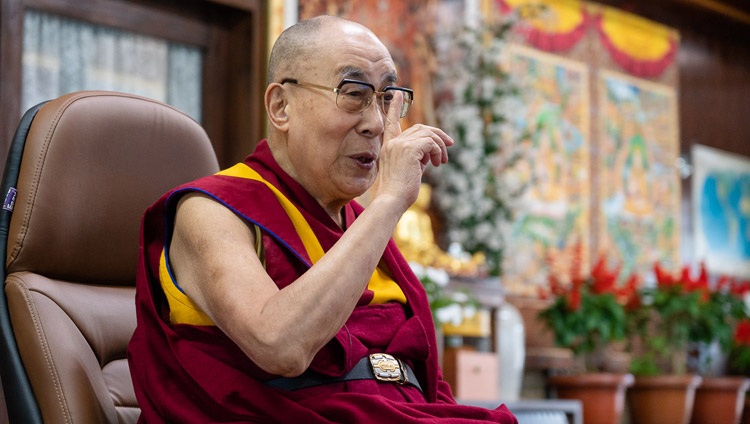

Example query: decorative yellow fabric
[599,5,675,61]
[164,163,406,325]
[505,0,585,33]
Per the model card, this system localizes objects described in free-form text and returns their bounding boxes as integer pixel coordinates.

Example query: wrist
[367,192,412,217]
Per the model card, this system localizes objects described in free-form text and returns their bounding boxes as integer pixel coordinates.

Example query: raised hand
[375,91,454,211]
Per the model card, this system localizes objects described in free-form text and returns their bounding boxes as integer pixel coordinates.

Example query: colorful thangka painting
[596,70,680,279]
[501,44,591,297]
[692,144,750,278]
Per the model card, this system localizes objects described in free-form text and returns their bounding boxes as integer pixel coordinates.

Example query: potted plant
[691,275,750,424]
[539,250,636,424]
[731,317,750,424]
[625,262,706,424]
[684,266,748,374]
[728,317,750,376]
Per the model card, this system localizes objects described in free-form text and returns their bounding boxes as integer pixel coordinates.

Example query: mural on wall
[692,144,750,278]
[596,70,680,278]
[292,0,682,296]
[496,0,680,294]
[502,44,591,296]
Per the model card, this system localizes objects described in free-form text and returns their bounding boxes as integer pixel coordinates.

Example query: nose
[358,95,386,137]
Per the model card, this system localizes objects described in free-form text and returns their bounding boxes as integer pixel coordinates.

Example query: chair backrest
[0,91,220,423]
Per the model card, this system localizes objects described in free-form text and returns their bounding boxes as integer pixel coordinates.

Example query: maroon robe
[128,140,517,423]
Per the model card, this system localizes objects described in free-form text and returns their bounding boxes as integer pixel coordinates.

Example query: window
[23,11,203,121]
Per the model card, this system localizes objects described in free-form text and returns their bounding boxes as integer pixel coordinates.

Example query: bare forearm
[236,195,406,375]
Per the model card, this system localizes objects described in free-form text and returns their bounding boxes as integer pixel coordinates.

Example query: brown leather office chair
[0,91,220,423]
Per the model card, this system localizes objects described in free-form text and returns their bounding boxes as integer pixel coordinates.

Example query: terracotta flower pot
[691,376,750,424]
[548,372,634,424]
[627,374,703,424]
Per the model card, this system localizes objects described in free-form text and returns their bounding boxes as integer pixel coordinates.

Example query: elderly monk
[128,15,517,423]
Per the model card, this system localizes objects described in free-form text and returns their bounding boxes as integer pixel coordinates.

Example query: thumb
[383,90,403,142]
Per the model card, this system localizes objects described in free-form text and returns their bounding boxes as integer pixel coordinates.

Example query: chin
[345,181,374,200]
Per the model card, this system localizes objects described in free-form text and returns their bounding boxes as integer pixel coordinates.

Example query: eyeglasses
[281,78,414,119]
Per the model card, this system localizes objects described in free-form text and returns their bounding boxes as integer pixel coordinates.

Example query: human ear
[265,83,289,132]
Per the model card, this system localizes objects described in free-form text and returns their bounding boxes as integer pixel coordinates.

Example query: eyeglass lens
[337,82,412,118]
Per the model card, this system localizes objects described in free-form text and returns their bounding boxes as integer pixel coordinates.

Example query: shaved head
[267,15,379,83]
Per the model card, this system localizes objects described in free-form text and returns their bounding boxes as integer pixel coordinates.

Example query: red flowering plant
[690,272,749,374]
[722,277,750,375]
[539,248,638,372]
[626,262,745,376]
[729,318,750,375]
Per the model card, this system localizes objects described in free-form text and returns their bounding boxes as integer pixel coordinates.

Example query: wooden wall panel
[679,30,750,158]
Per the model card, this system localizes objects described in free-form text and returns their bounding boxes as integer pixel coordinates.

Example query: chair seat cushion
[6,271,137,424]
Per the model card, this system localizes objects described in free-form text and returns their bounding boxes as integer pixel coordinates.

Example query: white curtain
[22,10,202,122]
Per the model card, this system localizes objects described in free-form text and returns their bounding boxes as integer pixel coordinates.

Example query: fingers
[431,128,453,164]
[383,91,403,142]
[378,89,454,172]
[374,117,454,208]
[399,124,454,167]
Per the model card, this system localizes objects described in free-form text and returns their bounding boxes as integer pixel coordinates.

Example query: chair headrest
[6,91,220,285]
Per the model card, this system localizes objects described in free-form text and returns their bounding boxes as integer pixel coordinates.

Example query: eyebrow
[338,66,399,85]
[339,66,365,79]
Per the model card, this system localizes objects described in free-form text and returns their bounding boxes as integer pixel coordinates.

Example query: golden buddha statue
[394,184,486,277]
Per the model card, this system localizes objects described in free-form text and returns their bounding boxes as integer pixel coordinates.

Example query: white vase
[495,302,525,401]
[688,340,727,376]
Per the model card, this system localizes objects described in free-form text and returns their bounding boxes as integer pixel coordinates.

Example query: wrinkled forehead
[314,22,398,85]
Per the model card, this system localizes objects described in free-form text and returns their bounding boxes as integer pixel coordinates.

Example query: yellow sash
[162,164,406,325]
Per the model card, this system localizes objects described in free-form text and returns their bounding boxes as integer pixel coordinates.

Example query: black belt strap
[265,356,422,392]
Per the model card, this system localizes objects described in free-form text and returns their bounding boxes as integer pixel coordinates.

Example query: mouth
[352,153,377,165]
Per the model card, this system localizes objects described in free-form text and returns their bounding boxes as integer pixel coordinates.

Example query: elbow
[246,334,314,377]
[262,352,312,377]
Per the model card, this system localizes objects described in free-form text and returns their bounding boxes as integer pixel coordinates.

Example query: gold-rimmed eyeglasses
[281,78,414,119]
